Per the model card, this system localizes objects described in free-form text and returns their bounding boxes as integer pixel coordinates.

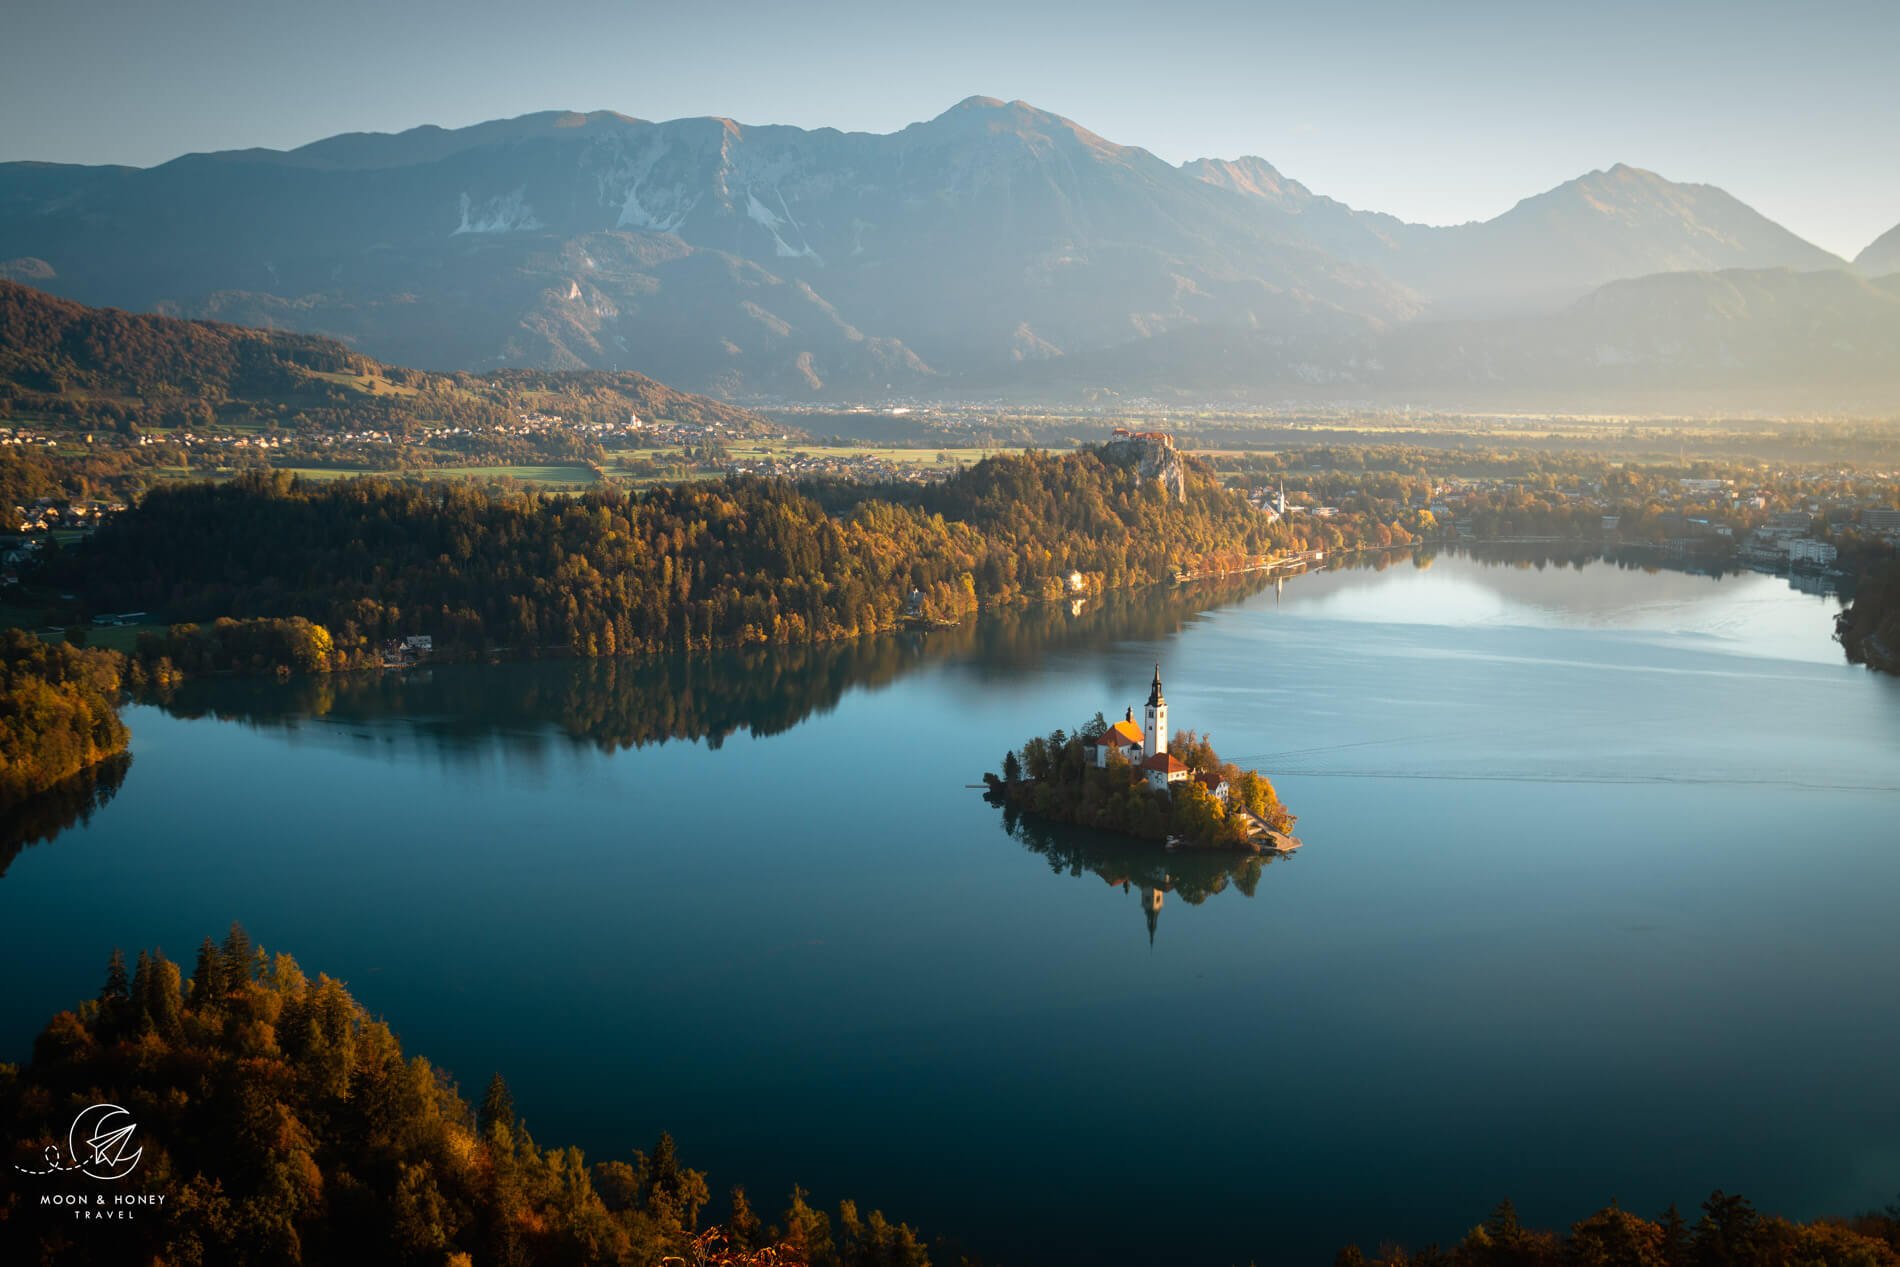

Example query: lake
[6,549,1899,1264]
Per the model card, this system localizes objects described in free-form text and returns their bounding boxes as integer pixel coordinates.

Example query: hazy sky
[5,0,1895,257]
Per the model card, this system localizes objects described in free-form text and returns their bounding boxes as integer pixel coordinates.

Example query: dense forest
[1838,557,1900,672]
[1337,1193,1900,1266]
[0,280,765,437]
[0,927,929,1267]
[0,628,128,807]
[987,718,1294,848]
[61,443,1289,658]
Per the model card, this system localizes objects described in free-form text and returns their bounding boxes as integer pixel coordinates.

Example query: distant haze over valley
[4,98,1897,410]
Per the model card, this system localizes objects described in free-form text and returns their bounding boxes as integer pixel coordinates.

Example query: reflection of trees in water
[148,573,1279,759]
[1329,542,1744,578]
[0,754,131,880]
[997,797,1287,944]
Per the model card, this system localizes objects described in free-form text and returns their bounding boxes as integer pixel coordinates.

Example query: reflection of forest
[0,754,130,880]
[997,798,1287,944]
[1335,541,1749,579]
[141,549,1770,764]
[148,573,1279,756]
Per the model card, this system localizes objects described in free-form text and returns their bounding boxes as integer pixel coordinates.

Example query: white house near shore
[1084,665,1192,792]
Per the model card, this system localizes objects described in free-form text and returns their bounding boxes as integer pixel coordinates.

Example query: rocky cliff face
[1103,433,1186,500]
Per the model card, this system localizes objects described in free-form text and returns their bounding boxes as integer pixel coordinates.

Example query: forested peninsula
[60,439,1287,658]
[0,629,128,810]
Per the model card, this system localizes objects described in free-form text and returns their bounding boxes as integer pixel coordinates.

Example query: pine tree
[478,1073,515,1139]
[635,1132,707,1232]
[784,1186,835,1265]
[1002,750,1022,784]
[728,1185,761,1252]
[646,1132,680,1195]
[1659,1203,1687,1267]
[190,937,226,1010]
[150,957,184,1037]
[1485,1198,1525,1249]
[130,949,154,1031]
[222,921,254,984]
[1692,1190,1762,1265]
[100,947,129,1004]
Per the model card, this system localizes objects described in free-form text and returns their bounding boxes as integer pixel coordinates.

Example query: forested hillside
[0,281,766,435]
[62,444,1292,657]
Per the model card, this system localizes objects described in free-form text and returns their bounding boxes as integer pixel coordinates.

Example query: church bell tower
[1143,663,1168,758]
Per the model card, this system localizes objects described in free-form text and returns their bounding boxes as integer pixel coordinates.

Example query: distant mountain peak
[942,95,1009,114]
[917,95,1124,154]
[1182,155,1305,206]
[1856,222,1900,276]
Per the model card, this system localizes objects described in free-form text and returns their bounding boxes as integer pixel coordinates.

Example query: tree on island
[987,722,1294,849]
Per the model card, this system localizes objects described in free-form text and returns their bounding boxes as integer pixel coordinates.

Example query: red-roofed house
[1084,711,1145,767]
[1142,751,1190,792]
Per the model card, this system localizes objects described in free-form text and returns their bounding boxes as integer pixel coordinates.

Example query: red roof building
[1142,751,1190,790]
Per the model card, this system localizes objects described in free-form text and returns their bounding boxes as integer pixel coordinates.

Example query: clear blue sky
[5,0,1895,257]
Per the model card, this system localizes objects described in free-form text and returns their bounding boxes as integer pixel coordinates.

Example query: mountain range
[2,97,1895,408]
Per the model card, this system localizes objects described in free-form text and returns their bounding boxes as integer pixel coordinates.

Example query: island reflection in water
[139,542,1789,761]
[996,797,1287,943]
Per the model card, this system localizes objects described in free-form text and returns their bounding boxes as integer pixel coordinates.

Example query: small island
[985,664,1298,851]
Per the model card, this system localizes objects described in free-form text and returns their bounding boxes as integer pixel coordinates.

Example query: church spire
[1142,885,1163,947]
[1143,663,1169,759]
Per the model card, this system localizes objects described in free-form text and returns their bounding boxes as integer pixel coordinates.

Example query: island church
[1084,665,1192,792]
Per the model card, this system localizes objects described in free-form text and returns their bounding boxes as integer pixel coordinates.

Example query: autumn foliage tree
[0,628,127,807]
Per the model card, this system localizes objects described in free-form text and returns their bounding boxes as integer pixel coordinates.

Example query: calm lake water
[6,550,1900,1264]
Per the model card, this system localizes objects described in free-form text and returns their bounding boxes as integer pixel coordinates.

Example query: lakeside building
[1787,538,1839,568]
